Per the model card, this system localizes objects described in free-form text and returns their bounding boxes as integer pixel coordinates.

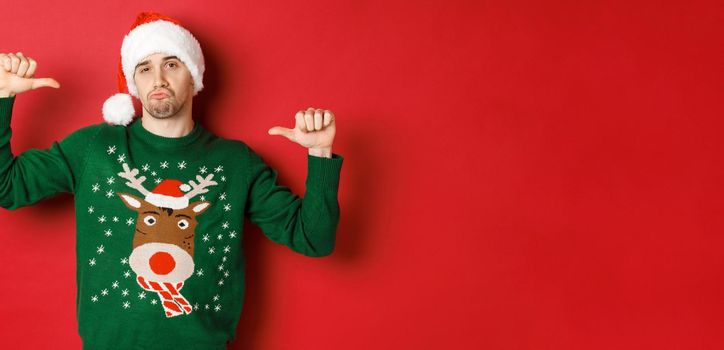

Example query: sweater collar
[129,118,203,148]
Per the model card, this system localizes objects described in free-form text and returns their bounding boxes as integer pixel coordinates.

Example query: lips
[150,91,170,99]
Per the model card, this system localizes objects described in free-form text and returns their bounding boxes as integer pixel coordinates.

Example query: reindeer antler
[184,174,218,199]
[117,163,150,196]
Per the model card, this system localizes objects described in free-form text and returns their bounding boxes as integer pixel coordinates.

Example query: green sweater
[0,96,344,350]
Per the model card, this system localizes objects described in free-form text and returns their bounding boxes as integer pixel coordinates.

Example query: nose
[149,251,176,275]
[153,68,168,89]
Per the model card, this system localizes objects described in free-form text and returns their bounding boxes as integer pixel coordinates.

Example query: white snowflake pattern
[177,160,187,170]
[92,183,100,192]
[122,301,130,309]
[101,289,109,296]
[218,279,224,286]
[223,245,231,253]
[123,270,131,278]
[217,234,223,240]
[155,178,162,184]
[194,303,200,311]
[151,171,157,176]
[208,247,216,254]
[107,145,117,155]
[106,177,115,185]
[89,258,96,266]
[120,257,128,265]
[138,292,146,300]
[91,295,98,302]
[214,165,224,173]
[229,231,237,239]
[202,234,210,242]
[220,176,226,182]
[104,229,113,237]
[141,163,150,172]
[223,203,232,212]
[199,166,207,174]
[200,195,206,201]
[222,256,228,262]
[105,190,114,198]
[213,294,220,301]
[126,218,134,226]
[214,304,221,312]
[117,154,126,163]
[96,245,105,254]
[112,281,119,289]
[151,299,158,305]
[219,192,227,201]
[196,268,204,276]
[112,216,119,222]
[205,304,210,310]
[98,215,106,223]
[222,221,229,229]
[224,271,230,278]
[88,206,95,214]
[121,289,129,297]
[160,161,169,169]
[218,263,225,271]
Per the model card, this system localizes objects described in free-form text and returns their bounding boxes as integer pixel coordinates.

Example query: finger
[16,53,29,77]
[31,77,60,90]
[323,110,334,127]
[268,126,294,140]
[0,54,10,71]
[26,57,37,78]
[9,54,20,74]
[304,109,314,132]
[314,109,323,130]
[295,111,307,132]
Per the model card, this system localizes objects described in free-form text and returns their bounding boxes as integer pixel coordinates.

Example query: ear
[118,192,143,210]
[189,201,211,215]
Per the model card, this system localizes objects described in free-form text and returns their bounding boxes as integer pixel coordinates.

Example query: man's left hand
[268,107,336,158]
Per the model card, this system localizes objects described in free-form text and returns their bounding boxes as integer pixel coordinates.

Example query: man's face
[133,53,194,119]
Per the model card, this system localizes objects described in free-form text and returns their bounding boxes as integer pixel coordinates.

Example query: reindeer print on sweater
[117,163,216,317]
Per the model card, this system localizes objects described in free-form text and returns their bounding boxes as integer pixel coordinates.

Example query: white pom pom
[102,93,135,126]
[180,184,191,192]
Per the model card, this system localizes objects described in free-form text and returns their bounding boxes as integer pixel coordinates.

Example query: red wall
[1,0,723,349]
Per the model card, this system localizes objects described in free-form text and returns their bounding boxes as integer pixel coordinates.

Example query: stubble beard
[145,97,182,119]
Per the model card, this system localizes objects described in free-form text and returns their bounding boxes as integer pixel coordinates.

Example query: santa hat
[102,12,205,126]
[145,179,193,209]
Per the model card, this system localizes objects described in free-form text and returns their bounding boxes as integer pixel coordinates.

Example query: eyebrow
[142,211,160,215]
[175,214,191,219]
[135,56,180,69]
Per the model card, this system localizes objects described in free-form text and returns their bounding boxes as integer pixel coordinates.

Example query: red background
[1,0,723,349]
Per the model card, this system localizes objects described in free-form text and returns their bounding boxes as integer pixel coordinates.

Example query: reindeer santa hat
[146,179,192,209]
[102,12,205,126]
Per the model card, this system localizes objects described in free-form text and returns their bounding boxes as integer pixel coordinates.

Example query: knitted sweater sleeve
[244,145,344,257]
[0,96,100,210]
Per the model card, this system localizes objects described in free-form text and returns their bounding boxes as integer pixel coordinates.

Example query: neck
[140,101,194,137]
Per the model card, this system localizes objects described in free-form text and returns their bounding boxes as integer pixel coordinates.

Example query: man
[0,11,343,350]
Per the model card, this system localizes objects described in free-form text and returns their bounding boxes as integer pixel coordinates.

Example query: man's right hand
[0,52,60,98]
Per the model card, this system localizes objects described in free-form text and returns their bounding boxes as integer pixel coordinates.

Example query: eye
[178,219,189,229]
[143,215,157,226]
[166,62,177,69]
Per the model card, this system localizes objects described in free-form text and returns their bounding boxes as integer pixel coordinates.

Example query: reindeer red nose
[149,251,176,275]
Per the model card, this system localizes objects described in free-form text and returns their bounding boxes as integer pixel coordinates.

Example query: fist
[0,52,60,97]
[268,107,336,150]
